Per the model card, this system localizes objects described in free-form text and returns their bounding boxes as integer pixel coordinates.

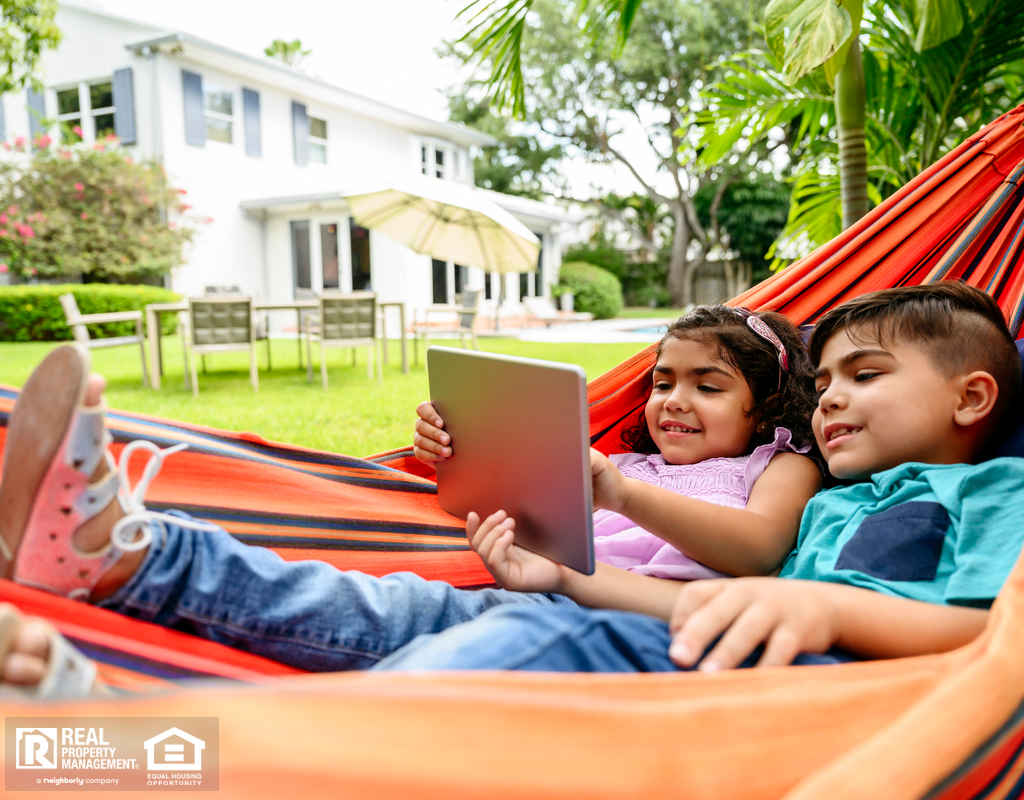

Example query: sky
[74,0,467,119]
[71,0,662,204]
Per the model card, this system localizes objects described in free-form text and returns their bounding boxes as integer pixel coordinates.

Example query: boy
[378,281,1024,672]
[1,283,1021,686]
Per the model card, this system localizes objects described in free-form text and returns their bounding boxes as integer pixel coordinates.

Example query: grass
[0,336,649,457]
[617,306,690,319]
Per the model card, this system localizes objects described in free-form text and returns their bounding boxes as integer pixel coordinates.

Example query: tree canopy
[0,0,61,94]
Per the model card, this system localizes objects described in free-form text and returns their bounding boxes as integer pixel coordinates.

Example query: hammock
[2,103,1024,799]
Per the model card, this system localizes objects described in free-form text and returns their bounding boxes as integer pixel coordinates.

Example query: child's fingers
[756,625,804,669]
[468,510,509,555]
[413,424,451,460]
[668,585,747,668]
[485,528,517,574]
[416,401,444,428]
[694,604,778,672]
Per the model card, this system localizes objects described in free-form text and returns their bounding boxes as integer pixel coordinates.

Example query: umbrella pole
[495,276,505,331]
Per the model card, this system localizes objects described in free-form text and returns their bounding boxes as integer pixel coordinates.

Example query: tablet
[427,346,594,575]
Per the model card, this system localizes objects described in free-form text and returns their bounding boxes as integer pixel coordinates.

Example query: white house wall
[11,4,572,333]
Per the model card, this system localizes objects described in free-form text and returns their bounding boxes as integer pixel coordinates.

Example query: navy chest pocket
[834,501,949,582]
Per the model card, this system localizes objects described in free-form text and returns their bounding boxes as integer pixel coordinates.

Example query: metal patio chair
[184,296,260,397]
[304,291,382,389]
[59,292,150,387]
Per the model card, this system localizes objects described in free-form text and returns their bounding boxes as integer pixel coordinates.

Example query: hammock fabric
[4,104,1024,799]
[731,103,1024,337]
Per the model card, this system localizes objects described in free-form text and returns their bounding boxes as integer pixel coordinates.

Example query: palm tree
[458,0,1024,249]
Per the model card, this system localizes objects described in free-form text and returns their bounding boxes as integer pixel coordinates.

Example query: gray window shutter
[0,96,6,142]
[242,88,261,157]
[292,101,308,165]
[26,87,45,138]
[112,67,136,145]
[182,69,205,147]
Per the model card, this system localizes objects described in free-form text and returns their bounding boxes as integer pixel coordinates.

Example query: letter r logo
[15,728,57,769]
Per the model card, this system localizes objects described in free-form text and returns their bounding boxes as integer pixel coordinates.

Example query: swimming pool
[630,324,669,335]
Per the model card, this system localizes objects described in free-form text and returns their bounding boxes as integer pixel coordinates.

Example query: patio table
[145,299,408,389]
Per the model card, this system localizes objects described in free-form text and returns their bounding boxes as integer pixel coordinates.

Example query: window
[291,220,311,293]
[454,264,468,297]
[519,272,529,300]
[321,223,339,289]
[432,259,447,304]
[484,272,492,301]
[533,233,544,296]
[203,85,233,143]
[309,117,327,164]
[55,80,115,143]
[350,220,372,291]
[421,143,449,179]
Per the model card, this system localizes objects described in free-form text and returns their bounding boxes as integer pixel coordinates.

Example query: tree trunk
[666,205,692,306]
[835,37,870,229]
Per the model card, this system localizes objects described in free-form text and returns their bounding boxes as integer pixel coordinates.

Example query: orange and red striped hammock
[2,103,1024,799]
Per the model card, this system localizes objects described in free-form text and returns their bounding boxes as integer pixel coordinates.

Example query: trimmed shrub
[0,284,180,341]
[556,261,623,320]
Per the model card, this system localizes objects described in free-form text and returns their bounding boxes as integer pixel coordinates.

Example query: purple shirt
[593,427,808,580]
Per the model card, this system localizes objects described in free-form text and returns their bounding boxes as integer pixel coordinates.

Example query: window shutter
[26,87,45,138]
[181,70,206,147]
[292,101,308,165]
[0,96,6,142]
[242,88,261,157]
[112,67,136,145]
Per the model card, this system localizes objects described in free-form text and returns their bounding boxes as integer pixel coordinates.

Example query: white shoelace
[111,441,222,552]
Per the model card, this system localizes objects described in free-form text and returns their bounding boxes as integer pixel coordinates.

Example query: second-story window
[203,85,233,143]
[421,144,448,179]
[309,117,327,163]
[55,80,115,143]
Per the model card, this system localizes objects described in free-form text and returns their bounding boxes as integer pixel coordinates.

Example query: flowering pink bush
[0,142,195,281]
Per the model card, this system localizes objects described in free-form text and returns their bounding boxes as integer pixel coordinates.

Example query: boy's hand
[466,510,569,594]
[589,448,629,513]
[413,401,451,465]
[668,578,840,671]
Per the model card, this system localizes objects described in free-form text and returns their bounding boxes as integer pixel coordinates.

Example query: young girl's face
[645,336,759,465]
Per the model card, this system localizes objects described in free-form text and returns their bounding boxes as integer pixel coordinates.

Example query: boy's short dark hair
[808,282,1022,433]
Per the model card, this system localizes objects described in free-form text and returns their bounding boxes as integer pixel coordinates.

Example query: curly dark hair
[620,305,818,455]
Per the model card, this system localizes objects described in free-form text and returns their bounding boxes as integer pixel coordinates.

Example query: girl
[0,307,818,692]
[414,305,822,619]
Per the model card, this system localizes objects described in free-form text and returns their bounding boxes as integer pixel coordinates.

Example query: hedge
[555,261,624,320]
[0,284,181,342]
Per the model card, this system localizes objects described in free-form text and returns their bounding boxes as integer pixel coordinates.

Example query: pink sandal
[0,345,213,601]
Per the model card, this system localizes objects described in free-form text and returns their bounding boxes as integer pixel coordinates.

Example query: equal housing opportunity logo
[5,717,219,792]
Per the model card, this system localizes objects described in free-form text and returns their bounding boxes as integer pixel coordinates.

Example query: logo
[15,728,57,769]
[143,728,206,771]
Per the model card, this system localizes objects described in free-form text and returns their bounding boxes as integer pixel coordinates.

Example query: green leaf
[823,0,863,86]
[767,0,854,85]
[912,0,964,52]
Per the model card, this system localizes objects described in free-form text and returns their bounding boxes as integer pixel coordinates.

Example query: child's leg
[97,513,573,671]
[1,346,572,674]
[373,604,855,673]
[0,603,104,699]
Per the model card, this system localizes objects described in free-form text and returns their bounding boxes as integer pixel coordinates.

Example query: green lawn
[0,336,649,457]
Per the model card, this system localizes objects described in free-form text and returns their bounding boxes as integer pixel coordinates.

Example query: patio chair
[203,285,271,371]
[304,291,382,389]
[522,296,595,328]
[58,293,150,388]
[412,289,480,365]
[184,296,260,397]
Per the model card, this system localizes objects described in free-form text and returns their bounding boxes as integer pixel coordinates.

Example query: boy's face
[813,326,964,480]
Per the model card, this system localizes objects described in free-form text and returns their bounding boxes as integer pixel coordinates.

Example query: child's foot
[0,602,101,699]
[0,345,147,601]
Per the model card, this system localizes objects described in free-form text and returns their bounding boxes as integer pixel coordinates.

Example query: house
[4,3,571,332]
[143,727,205,771]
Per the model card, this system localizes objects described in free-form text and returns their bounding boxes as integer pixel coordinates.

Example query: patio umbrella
[730,102,1024,336]
[344,175,541,274]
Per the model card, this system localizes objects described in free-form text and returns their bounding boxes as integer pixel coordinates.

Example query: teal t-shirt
[778,458,1024,608]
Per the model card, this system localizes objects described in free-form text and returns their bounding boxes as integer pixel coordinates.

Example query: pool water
[631,325,669,335]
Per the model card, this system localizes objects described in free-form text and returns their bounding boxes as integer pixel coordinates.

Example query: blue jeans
[100,513,854,673]
[374,604,856,671]
[98,513,574,672]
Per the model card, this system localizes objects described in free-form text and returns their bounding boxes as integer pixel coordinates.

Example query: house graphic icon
[143,728,205,771]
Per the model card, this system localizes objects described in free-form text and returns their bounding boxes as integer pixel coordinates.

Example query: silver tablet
[427,346,595,575]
